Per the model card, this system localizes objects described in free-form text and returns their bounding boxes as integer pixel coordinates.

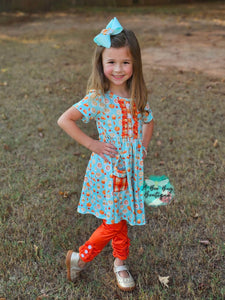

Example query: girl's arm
[57,106,117,162]
[142,119,154,159]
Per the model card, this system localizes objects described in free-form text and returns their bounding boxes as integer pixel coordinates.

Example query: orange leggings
[79,220,130,262]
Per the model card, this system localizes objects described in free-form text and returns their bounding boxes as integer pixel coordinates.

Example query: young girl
[58,17,154,291]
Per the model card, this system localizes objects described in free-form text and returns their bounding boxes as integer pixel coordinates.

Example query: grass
[0,4,225,300]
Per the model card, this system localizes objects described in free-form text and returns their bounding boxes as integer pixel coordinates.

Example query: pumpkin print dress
[73,90,153,226]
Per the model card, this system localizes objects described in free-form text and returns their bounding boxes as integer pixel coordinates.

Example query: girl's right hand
[90,140,118,163]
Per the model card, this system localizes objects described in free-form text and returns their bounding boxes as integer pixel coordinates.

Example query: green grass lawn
[0,4,224,299]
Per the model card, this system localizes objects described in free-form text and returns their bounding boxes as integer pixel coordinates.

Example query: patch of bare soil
[142,26,225,79]
[0,11,225,78]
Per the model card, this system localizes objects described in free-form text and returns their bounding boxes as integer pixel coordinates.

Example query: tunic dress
[73,90,153,226]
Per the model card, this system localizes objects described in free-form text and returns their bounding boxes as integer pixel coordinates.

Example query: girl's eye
[124,61,130,64]
[108,61,114,64]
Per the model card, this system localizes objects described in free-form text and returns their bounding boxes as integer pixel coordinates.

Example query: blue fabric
[73,90,153,225]
[93,17,123,48]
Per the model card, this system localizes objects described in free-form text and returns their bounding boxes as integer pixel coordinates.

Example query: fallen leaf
[16,11,26,16]
[3,144,10,151]
[36,294,49,300]
[59,191,69,198]
[199,240,210,246]
[156,140,162,146]
[158,275,170,288]
[138,246,144,255]
[63,191,69,198]
[34,244,40,259]
[2,113,7,120]
[213,139,219,148]
[154,152,159,158]
[0,81,8,86]
[1,68,8,72]
[192,213,199,219]
[198,282,208,290]
[73,151,81,156]
[37,128,44,138]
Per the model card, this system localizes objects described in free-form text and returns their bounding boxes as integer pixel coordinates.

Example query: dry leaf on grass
[199,240,210,246]
[154,152,159,158]
[158,275,170,288]
[34,244,41,259]
[192,212,199,218]
[73,151,81,156]
[138,246,144,255]
[156,140,162,146]
[3,144,10,151]
[213,139,219,148]
[2,113,7,120]
[36,294,49,300]
[58,191,69,198]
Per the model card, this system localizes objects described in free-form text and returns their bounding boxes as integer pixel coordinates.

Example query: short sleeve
[143,102,153,123]
[73,90,102,123]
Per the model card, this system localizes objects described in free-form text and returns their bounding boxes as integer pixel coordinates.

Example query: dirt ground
[141,17,225,79]
[0,10,225,79]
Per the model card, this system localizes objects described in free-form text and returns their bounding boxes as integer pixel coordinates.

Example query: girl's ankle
[114,257,125,266]
[78,258,86,268]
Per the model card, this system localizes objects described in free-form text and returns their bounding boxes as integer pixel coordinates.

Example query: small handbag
[142,175,175,207]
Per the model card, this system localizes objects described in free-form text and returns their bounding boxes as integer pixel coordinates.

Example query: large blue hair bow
[93,17,123,48]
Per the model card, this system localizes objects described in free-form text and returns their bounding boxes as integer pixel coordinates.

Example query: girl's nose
[114,64,122,73]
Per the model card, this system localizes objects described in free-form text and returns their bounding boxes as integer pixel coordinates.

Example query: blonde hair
[87,29,148,114]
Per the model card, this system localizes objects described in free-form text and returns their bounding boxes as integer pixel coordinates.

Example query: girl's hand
[142,151,147,160]
[90,140,118,163]
[142,146,147,160]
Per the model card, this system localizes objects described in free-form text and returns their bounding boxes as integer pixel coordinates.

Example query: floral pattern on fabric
[73,90,153,226]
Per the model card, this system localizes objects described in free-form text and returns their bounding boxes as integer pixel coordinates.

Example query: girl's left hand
[142,151,147,160]
[142,147,147,160]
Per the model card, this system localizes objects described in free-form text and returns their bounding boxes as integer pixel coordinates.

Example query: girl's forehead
[102,46,132,59]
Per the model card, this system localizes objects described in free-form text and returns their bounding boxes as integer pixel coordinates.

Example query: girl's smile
[102,46,133,94]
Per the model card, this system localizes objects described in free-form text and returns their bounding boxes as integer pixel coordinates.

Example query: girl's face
[102,46,133,92]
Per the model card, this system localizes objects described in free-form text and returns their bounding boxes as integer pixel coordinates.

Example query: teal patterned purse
[142,175,175,207]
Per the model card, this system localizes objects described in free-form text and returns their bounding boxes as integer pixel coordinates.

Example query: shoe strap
[114,265,129,273]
